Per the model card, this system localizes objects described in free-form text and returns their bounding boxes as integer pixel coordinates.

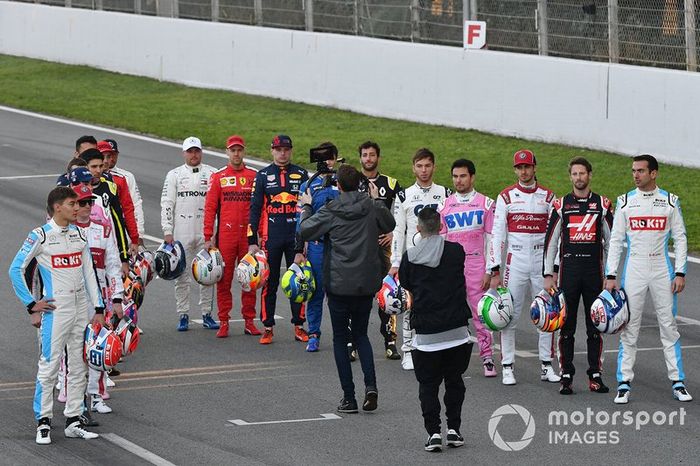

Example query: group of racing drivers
[8,133,691,446]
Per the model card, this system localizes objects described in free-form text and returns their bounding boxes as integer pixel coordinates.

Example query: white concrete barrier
[1,1,699,167]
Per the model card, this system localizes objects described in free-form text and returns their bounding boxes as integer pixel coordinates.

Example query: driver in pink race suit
[438,159,497,378]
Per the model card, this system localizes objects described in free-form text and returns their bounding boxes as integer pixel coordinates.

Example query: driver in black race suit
[542,156,613,395]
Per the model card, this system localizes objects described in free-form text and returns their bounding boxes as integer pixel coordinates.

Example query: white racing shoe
[401,351,414,371]
[614,383,631,404]
[502,366,516,385]
[673,383,693,402]
[106,376,116,388]
[36,424,51,445]
[541,364,561,383]
[65,421,99,439]
[91,396,113,414]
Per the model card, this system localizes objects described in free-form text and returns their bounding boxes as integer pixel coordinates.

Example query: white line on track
[102,433,176,466]
[0,173,60,180]
[227,413,341,426]
[141,233,164,244]
[2,104,699,265]
[0,105,268,169]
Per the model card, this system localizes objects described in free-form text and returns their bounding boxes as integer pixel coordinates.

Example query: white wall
[2,1,699,167]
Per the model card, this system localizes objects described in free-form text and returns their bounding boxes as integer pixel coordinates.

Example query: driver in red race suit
[247,135,309,345]
[204,135,259,338]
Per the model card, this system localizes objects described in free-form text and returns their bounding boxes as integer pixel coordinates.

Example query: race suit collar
[454,190,476,202]
[413,181,434,191]
[515,182,537,193]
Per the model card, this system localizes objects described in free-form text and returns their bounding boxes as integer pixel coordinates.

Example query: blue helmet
[154,241,186,280]
[590,288,629,334]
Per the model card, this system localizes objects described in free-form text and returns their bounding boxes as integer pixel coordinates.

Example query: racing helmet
[478,287,514,331]
[376,274,411,316]
[84,323,123,372]
[281,262,316,303]
[192,247,225,286]
[123,274,145,310]
[590,288,629,334]
[130,249,155,286]
[236,251,270,292]
[155,241,186,280]
[530,288,567,332]
[114,316,140,356]
[123,299,139,325]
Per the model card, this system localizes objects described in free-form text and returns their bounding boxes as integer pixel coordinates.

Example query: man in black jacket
[299,164,395,414]
[399,207,473,452]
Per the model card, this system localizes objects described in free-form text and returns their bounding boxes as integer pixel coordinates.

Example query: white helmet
[83,323,123,372]
[376,275,411,315]
[478,287,514,331]
[590,288,630,334]
[236,251,270,292]
[192,247,225,286]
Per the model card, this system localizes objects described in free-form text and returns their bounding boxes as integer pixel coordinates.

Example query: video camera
[309,143,339,175]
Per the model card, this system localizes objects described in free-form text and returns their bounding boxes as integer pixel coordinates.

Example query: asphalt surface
[1,106,699,465]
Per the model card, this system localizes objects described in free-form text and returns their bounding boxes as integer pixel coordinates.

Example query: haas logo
[568,214,598,242]
[52,252,82,268]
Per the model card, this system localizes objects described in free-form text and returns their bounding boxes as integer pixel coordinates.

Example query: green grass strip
[1,54,698,252]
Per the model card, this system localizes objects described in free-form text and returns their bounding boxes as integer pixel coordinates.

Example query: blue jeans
[306,242,325,337]
[327,293,376,400]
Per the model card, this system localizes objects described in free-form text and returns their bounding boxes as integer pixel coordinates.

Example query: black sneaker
[363,387,378,411]
[588,373,609,393]
[424,433,442,452]
[347,343,357,362]
[385,343,401,360]
[108,367,121,377]
[446,429,464,448]
[337,397,359,413]
[560,374,573,395]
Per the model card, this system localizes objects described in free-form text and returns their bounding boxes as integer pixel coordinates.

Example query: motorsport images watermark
[488,404,687,451]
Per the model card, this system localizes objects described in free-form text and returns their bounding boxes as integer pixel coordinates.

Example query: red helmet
[114,316,140,356]
[84,323,123,371]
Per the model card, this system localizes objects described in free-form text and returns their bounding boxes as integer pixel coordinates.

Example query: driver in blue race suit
[9,186,104,445]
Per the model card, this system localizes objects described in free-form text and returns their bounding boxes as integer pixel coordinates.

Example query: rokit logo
[630,216,667,231]
[568,214,598,242]
[52,252,82,268]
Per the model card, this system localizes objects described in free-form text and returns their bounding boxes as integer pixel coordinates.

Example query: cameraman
[294,142,340,352]
[299,164,395,413]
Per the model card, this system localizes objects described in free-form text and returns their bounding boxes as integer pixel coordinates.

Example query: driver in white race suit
[161,137,217,331]
[488,149,560,386]
[9,186,104,444]
[388,148,450,371]
[605,154,691,404]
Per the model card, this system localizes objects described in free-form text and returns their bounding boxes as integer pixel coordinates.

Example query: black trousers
[260,236,305,328]
[558,264,603,377]
[413,342,472,435]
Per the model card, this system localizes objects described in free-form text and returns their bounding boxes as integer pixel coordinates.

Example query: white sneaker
[401,351,414,371]
[673,385,693,402]
[91,396,113,414]
[541,364,561,383]
[502,366,516,385]
[106,376,116,388]
[614,388,630,404]
[36,425,51,445]
[64,421,99,439]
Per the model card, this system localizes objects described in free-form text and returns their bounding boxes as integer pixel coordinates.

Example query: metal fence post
[305,0,314,31]
[353,0,359,34]
[212,0,219,21]
[95,0,104,10]
[411,0,421,42]
[536,0,548,55]
[608,0,619,63]
[685,0,697,71]
[156,0,177,17]
[254,0,263,26]
[66,0,72,7]
[469,0,477,20]
[134,0,141,14]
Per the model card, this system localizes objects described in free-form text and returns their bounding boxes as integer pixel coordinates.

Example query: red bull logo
[269,192,298,204]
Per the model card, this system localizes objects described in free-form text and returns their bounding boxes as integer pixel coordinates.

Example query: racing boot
[216,321,229,338]
[588,373,609,393]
